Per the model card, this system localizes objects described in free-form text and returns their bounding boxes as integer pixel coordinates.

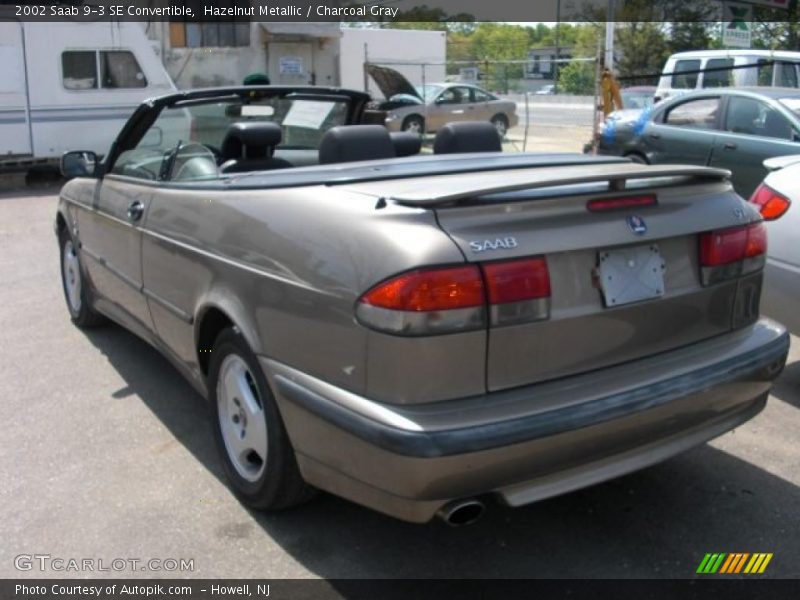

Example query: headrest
[222,122,282,159]
[319,125,396,164]
[390,132,422,157]
[433,121,502,154]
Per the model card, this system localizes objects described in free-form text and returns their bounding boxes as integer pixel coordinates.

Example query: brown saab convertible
[56,86,789,525]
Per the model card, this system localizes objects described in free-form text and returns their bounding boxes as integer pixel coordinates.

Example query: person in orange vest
[600,67,624,116]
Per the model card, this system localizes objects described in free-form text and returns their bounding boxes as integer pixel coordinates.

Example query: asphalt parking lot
[1,177,798,579]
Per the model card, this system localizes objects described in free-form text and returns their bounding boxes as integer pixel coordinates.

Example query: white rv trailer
[0,21,176,172]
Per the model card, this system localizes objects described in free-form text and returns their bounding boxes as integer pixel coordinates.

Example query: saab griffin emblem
[627,215,648,236]
[469,237,518,253]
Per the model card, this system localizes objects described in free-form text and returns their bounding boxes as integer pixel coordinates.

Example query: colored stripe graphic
[719,553,750,573]
[733,553,750,573]
[744,553,773,574]
[719,554,735,574]
[699,552,773,574]
[697,553,727,573]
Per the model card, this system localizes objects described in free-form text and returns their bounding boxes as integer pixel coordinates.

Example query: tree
[753,0,800,50]
[615,23,670,85]
[557,25,601,95]
[466,23,533,92]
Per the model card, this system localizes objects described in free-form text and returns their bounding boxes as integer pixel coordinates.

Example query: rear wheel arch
[195,306,236,376]
[55,211,68,235]
[194,294,266,378]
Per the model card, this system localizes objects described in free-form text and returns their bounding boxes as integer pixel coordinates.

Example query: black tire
[58,227,106,328]
[209,327,315,510]
[625,152,649,165]
[491,114,509,138]
[401,114,425,135]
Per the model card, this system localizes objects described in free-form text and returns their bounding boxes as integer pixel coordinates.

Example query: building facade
[142,21,341,88]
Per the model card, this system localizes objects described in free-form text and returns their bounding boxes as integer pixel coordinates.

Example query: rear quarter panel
[140,182,482,401]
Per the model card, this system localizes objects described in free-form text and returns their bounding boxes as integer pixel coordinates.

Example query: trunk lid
[346,163,760,392]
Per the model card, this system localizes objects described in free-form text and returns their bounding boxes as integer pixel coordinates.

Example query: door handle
[127,201,144,222]
[723,142,738,150]
[648,132,661,140]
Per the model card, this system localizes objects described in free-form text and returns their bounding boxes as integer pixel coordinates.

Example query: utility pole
[554,0,561,93]
[604,0,615,71]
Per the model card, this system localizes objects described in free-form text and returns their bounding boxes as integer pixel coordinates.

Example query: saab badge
[627,215,647,236]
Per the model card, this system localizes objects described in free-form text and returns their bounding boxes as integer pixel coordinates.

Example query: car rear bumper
[261,318,789,523]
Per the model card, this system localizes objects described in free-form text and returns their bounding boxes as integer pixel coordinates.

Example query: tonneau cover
[218,153,629,190]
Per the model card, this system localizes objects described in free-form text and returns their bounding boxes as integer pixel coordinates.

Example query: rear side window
[672,59,701,89]
[703,58,734,88]
[100,51,146,88]
[62,51,97,90]
[778,62,799,88]
[473,89,496,102]
[664,97,719,129]
[62,50,146,90]
[726,96,795,140]
[757,60,774,86]
[437,87,472,105]
[724,97,763,135]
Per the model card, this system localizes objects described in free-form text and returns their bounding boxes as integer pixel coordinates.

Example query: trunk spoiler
[387,163,731,207]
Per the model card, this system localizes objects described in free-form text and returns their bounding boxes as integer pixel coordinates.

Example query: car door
[469,87,493,121]
[709,95,800,198]
[429,86,475,130]
[640,95,721,166]
[77,174,154,333]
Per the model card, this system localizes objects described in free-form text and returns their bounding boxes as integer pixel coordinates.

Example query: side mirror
[61,151,99,179]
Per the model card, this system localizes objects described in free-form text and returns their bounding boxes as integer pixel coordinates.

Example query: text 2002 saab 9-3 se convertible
[56,86,789,525]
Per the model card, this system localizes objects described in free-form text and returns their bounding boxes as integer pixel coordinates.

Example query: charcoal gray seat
[389,131,422,157]
[319,125,396,164]
[220,122,292,173]
[433,121,502,154]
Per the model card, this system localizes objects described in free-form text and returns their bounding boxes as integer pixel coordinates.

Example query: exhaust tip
[438,499,485,527]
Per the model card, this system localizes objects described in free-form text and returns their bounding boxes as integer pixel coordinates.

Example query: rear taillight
[749,183,791,220]
[483,257,551,326]
[356,257,552,334]
[587,194,657,212]
[356,266,486,335]
[699,222,767,286]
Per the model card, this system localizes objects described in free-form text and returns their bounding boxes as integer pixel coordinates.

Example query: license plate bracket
[597,244,666,308]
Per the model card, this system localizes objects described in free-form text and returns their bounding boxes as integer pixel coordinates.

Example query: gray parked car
[368,64,519,136]
[598,87,800,198]
[56,86,788,525]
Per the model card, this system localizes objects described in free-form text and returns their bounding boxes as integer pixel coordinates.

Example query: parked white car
[752,155,800,335]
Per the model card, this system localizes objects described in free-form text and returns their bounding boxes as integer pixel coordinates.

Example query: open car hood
[366,64,422,101]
